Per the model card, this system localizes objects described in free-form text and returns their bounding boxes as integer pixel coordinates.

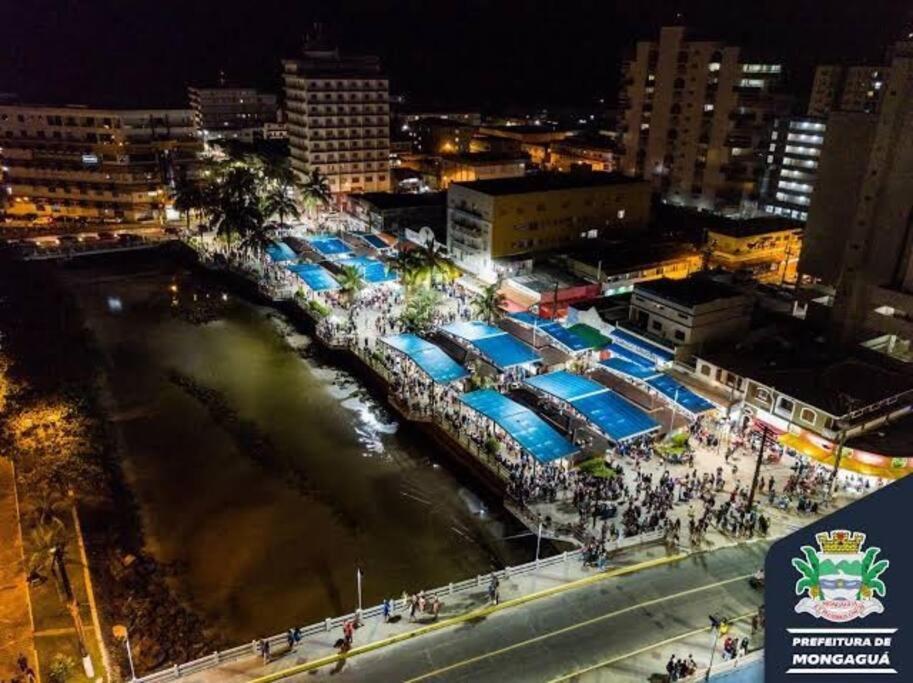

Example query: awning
[523,370,659,443]
[381,333,469,384]
[778,433,912,480]
[460,389,578,463]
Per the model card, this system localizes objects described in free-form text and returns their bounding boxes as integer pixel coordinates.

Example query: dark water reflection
[62,255,531,643]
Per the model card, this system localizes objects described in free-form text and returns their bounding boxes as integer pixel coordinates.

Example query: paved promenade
[179,541,766,683]
[0,460,37,681]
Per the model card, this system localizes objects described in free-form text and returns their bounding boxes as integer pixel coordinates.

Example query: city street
[275,541,767,683]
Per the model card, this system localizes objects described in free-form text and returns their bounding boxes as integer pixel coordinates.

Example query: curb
[250,550,688,683]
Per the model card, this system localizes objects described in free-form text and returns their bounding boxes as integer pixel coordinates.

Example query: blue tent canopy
[604,343,656,370]
[381,333,468,384]
[358,233,391,250]
[441,321,504,342]
[647,374,716,416]
[508,312,590,353]
[525,370,608,402]
[609,328,675,364]
[287,263,339,292]
[572,391,659,442]
[523,370,659,443]
[460,389,577,463]
[601,357,662,381]
[442,321,540,369]
[473,335,540,368]
[266,241,297,262]
[306,235,352,258]
[338,256,397,284]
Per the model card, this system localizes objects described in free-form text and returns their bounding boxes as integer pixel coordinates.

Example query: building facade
[807,64,891,117]
[618,25,791,215]
[0,104,200,222]
[282,48,390,194]
[629,276,752,351]
[446,171,651,278]
[705,215,803,283]
[187,86,278,142]
[759,117,826,222]
[798,38,913,346]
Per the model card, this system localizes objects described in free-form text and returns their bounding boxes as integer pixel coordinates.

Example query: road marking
[549,612,754,682]
[401,574,754,682]
[249,552,691,683]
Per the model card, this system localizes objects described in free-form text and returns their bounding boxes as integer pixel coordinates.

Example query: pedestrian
[431,596,442,620]
[343,619,355,647]
[260,638,271,664]
[382,598,392,622]
[409,594,418,622]
[17,655,27,674]
[286,629,294,650]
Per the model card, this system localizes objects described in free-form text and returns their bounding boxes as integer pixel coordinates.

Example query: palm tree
[472,280,506,324]
[263,182,300,228]
[30,519,90,666]
[297,168,332,216]
[391,249,421,294]
[173,177,203,231]
[210,166,263,253]
[414,238,458,288]
[337,264,364,305]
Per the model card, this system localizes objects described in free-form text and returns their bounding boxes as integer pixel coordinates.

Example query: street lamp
[112,624,136,682]
[705,614,729,680]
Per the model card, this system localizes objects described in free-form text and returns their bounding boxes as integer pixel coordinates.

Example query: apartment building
[759,117,826,222]
[0,104,200,222]
[446,171,650,279]
[187,86,278,142]
[618,25,791,215]
[807,64,891,117]
[798,38,913,347]
[282,48,390,195]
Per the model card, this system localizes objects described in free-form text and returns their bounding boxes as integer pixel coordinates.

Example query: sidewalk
[569,612,764,682]
[181,541,680,683]
[0,459,38,682]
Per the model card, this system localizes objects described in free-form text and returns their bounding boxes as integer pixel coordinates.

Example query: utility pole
[826,430,848,505]
[746,422,772,510]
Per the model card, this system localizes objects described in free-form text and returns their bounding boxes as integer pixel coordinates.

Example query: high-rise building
[187,86,278,143]
[617,25,791,216]
[759,116,826,222]
[0,104,200,222]
[807,64,891,117]
[282,47,390,195]
[798,38,913,346]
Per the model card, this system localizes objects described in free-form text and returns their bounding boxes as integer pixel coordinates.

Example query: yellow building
[706,216,803,284]
[446,171,651,278]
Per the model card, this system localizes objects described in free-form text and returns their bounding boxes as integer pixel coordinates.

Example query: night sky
[3,0,912,111]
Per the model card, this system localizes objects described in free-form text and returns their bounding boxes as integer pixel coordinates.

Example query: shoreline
[0,253,218,678]
[0,243,552,678]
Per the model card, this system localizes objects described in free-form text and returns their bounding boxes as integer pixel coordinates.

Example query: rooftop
[700,324,913,418]
[566,240,700,273]
[452,171,643,196]
[635,276,744,307]
[846,411,913,458]
[441,152,528,165]
[705,214,804,238]
[349,191,446,210]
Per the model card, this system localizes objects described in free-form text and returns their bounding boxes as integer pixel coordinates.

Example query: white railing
[134,530,664,683]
